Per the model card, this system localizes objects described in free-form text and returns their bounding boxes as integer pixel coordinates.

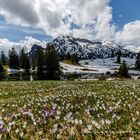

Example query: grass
[3,65,9,70]
[0,80,140,139]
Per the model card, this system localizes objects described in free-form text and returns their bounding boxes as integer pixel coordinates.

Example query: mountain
[0,35,136,59]
[124,45,140,53]
[53,36,136,59]
[29,44,46,67]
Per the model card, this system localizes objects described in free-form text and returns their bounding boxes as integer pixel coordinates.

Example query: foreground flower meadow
[0,80,140,140]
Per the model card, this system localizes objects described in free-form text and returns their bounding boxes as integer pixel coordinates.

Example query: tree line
[1,46,140,79]
[115,51,140,78]
[0,43,61,80]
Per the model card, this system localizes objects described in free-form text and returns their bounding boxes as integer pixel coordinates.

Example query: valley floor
[61,57,140,79]
[0,80,140,139]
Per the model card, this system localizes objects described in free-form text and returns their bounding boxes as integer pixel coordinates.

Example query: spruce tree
[66,53,71,60]
[19,48,26,69]
[32,54,36,70]
[111,50,115,58]
[0,61,4,80]
[0,61,4,73]
[45,43,60,80]
[24,54,31,72]
[116,50,122,64]
[75,54,79,64]
[8,48,20,69]
[135,52,140,70]
[117,55,121,64]
[71,54,75,64]
[118,61,129,77]
[37,48,45,80]
[71,54,79,64]
[1,51,7,65]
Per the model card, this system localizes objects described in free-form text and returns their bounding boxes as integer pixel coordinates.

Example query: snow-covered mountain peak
[53,36,136,59]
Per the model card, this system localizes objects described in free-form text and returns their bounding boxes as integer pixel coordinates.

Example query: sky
[0,0,140,48]
[110,0,140,28]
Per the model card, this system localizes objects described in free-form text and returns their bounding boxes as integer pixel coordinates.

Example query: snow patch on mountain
[53,36,136,59]
[124,45,140,53]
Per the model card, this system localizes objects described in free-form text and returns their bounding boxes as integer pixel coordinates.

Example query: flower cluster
[0,80,140,139]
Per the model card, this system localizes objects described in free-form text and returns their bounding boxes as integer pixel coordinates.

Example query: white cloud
[0,0,114,40]
[91,6,116,41]
[0,36,47,55]
[116,20,140,47]
[20,36,47,51]
[0,0,39,26]
[0,0,140,47]
[0,38,21,55]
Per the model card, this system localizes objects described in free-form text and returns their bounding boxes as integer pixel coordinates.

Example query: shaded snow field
[61,57,140,76]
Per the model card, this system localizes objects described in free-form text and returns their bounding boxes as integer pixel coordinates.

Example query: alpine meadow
[0,0,140,140]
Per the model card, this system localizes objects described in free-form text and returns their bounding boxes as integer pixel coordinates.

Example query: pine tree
[118,61,129,77]
[8,48,20,69]
[1,51,7,65]
[45,43,60,80]
[116,50,122,64]
[135,52,140,70]
[32,54,36,70]
[37,48,45,80]
[0,61,4,73]
[0,61,4,80]
[66,53,71,60]
[117,55,121,64]
[75,54,79,64]
[71,54,75,64]
[24,54,31,72]
[111,50,115,58]
[71,54,79,64]
[19,48,26,69]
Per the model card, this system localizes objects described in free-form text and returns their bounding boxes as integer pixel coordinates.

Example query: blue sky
[0,0,140,47]
[0,16,52,42]
[110,0,140,28]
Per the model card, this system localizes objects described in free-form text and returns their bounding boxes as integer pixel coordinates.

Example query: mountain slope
[53,36,136,59]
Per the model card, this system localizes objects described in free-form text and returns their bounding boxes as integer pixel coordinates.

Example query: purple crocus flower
[45,110,49,117]
[0,128,8,133]
[50,109,55,116]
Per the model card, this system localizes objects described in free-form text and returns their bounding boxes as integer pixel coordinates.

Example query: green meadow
[0,80,140,140]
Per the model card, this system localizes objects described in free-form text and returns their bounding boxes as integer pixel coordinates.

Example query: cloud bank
[116,20,140,47]
[0,0,114,40]
[0,36,47,55]
[0,0,140,47]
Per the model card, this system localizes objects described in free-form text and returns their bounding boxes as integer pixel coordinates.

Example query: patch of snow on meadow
[80,57,136,74]
[60,57,140,76]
